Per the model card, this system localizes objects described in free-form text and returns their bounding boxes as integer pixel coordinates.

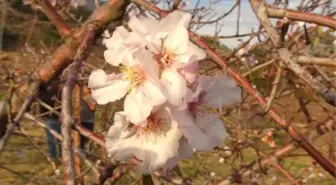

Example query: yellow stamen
[120,65,146,91]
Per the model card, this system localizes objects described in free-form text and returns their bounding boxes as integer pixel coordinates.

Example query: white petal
[124,89,153,124]
[104,49,126,66]
[164,26,189,55]
[161,70,187,106]
[128,16,159,36]
[106,107,182,174]
[103,26,129,49]
[136,50,159,78]
[88,70,129,104]
[139,81,166,106]
[107,111,129,140]
[88,69,110,88]
[160,11,191,32]
[176,42,206,64]
[106,113,139,160]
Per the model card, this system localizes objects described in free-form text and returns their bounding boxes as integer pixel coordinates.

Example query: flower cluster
[88,11,242,174]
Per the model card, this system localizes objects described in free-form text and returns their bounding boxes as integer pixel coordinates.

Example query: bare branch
[61,26,96,185]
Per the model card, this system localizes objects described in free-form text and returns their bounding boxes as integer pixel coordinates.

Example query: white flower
[218,158,224,163]
[88,50,166,124]
[106,108,182,174]
[128,11,206,106]
[170,74,241,151]
[103,27,145,67]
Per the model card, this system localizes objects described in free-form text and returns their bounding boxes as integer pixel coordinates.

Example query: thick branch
[0,0,128,139]
[35,0,72,37]
[61,26,96,185]
[297,56,336,66]
[266,5,336,29]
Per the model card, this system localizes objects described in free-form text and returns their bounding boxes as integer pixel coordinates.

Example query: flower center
[120,65,146,90]
[188,101,201,116]
[155,49,175,68]
[188,91,208,117]
[137,113,164,136]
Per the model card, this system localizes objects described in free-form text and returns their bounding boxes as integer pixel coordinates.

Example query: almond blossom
[103,27,145,67]
[88,10,244,175]
[170,74,241,151]
[128,11,206,106]
[105,108,183,174]
[88,50,166,124]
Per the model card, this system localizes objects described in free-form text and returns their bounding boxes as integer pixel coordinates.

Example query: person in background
[79,85,97,149]
[39,80,62,171]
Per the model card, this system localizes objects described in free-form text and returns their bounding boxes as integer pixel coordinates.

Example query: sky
[98,0,335,49]
[180,0,335,49]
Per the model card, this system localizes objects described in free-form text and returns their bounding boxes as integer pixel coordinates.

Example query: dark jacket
[39,82,61,119]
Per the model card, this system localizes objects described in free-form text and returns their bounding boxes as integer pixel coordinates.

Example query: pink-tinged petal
[136,50,159,78]
[164,138,193,170]
[197,75,216,91]
[124,89,153,124]
[177,88,194,111]
[183,61,199,74]
[201,74,242,108]
[170,108,211,150]
[194,112,228,150]
[161,70,187,106]
[180,61,199,84]
[88,70,129,104]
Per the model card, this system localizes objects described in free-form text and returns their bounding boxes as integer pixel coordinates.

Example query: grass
[0,123,63,185]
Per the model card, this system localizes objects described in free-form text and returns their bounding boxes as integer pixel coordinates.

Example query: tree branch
[61,26,96,185]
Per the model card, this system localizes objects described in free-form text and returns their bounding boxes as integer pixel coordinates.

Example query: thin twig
[266,66,283,110]
[0,81,40,155]
[0,0,7,50]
